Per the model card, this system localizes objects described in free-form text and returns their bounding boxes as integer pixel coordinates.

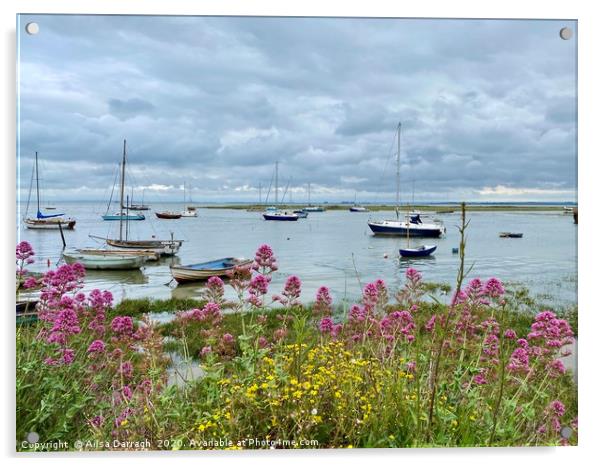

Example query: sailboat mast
[35,151,40,215]
[259,183,262,205]
[119,139,127,242]
[275,161,279,205]
[308,182,311,205]
[396,122,401,220]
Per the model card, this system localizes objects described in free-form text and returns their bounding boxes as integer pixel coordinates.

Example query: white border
[3,1,600,466]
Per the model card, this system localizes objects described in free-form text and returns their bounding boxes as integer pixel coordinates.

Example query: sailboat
[302,183,325,212]
[263,162,299,221]
[349,191,369,212]
[102,171,145,221]
[368,122,445,238]
[92,140,183,255]
[24,152,76,230]
[180,184,198,217]
[129,189,150,211]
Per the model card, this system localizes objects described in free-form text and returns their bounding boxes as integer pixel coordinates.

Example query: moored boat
[170,257,252,283]
[349,206,369,212]
[63,251,147,270]
[102,212,145,221]
[24,217,76,230]
[367,123,445,238]
[399,244,437,258]
[77,248,160,261]
[24,152,77,230]
[499,232,523,238]
[92,140,183,256]
[156,211,182,219]
[293,210,308,218]
[263,211,299,221]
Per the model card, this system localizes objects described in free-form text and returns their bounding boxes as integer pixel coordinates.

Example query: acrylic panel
[16,15,577,451]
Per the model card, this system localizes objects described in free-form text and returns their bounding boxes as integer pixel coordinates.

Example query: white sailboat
[263,162,299,221]
[368,122,445,237]
[23,152,76,230]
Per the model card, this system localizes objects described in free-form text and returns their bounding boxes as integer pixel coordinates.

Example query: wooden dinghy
[170,257,252,283]
[63,251,147,270]
[77,248,160,261]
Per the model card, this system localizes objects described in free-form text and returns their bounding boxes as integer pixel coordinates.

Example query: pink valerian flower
[406,361,416,373]
[484,278,505,299]
[226,264,253,311]
[528,311,574,357]
[504,329,517,340]
[379,310,415,342]
[395,268,425,307]
[247,274,271,307]
[111,316,134,336]
[62,348,75,365]
[451,289,468,306]
[278,275,302,307]
[222,333,234,344]
[507,346,530,375]
[16,241,35,279]
[425,314,437,332]
[252,244,278,275]
[313,286,333,317]
[348,304,367,323]
[257,336,269,348]
[87,339,106,354]
[90,415,104,428]
[203,276,225,304]
[465,278,483,301]
[547,359,567,377]
[319,317,334,334]
[122,385,133,400]
[473,373,488,385]
[22,276,39,289]
[538,400,567,436]
[331,323,343,339]
[120,361,134,378]
[114,407,134,427]
[178,302,223,326]
[273,327,288,341]
[85,289,113,335]
[200,345,212,357]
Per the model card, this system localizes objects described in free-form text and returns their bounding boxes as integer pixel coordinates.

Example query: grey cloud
[17,15,577,202]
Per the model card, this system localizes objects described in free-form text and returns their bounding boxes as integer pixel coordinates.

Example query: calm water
[16,203,578,308]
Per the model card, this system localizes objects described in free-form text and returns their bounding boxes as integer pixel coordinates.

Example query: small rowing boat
[77,248,160,261]
[170,257,252,283]
[499,232,523,238]
[63,251,147,270]
[399,244,437,258]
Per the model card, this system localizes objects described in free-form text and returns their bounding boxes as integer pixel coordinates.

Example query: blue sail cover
[37,210,65,219]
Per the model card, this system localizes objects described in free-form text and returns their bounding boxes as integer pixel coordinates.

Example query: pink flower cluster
[313,286,332,317]
[273,275,302,307]
[252,244,278,274]
[178,302,223,325]
[248,274,271,307]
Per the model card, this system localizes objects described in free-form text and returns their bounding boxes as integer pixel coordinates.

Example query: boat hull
[63,252,146,270]
[349,207,368,212]
[102,214,145,221]
[170,258,252,283]
[368,221,444,237]
[399,245,437,257]
[155,212,182,219]
[24,218,76,230]
[263,213,299,221]
[105,239,182,256]
[293,210,308,218]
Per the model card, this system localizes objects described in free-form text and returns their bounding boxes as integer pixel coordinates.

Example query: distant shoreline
[200,204,575,212]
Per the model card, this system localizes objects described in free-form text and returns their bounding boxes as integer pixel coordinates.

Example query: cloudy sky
[17,15,577,203]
